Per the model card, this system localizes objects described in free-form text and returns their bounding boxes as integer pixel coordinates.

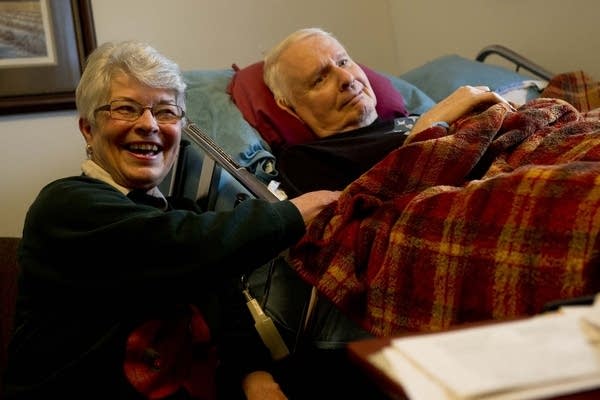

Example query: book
[370,300,600,400]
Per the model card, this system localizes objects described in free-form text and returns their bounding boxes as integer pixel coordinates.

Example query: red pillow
[227,61,407,154]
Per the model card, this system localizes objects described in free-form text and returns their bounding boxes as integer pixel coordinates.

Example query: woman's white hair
[75,40,187,126]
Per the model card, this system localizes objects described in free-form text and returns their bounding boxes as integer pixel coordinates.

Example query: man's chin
[313,107,378,137]
[363,109,378,126]
[351,107,378,128]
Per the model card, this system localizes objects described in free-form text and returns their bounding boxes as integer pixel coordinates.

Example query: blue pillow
[383,73,436,115]
[183,69,275,170]
[398,55,542,103]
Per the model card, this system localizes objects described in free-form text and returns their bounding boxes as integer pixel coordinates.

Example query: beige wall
[92,0,398,73]
[390,0,600,78]
[2,0,599,237]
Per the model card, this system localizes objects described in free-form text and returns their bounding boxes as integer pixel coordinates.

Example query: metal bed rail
[476,44,554,81]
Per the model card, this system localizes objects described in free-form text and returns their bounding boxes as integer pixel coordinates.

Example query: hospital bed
[159,44,599,362]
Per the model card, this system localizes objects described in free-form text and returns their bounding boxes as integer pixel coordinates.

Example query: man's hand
[411,85,515,135]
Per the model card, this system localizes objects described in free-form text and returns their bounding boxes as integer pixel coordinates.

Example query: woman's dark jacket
[3,175,305,399]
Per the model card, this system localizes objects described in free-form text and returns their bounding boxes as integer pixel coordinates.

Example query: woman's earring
[86,144,93,159]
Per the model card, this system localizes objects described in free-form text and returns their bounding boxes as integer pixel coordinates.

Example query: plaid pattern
[289,96,600,337]
[541,70,600,112]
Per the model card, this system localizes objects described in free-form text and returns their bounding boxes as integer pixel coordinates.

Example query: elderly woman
[2,41,339,400]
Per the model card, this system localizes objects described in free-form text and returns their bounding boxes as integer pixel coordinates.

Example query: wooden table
[347,335,600,400]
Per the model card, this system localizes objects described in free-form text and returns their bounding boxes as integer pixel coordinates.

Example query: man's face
[277,35,378,138]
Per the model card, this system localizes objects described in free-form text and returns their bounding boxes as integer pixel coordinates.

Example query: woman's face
[80,74,182,191]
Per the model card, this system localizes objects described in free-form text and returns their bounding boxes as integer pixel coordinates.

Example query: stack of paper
[372,297,600,400]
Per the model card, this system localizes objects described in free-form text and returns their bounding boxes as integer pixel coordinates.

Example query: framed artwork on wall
[0,0,96,115]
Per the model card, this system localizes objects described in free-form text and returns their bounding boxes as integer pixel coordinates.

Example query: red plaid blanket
[541,70,600,113]
[288,95,600,337]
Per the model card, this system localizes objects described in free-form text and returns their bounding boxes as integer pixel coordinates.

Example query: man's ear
[275,98,304,122]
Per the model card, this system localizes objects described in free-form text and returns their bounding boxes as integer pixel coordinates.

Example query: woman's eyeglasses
[94,100,185,124]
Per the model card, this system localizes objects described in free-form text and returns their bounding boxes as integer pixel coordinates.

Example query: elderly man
[263,27,510,196]
[255,27,513,399]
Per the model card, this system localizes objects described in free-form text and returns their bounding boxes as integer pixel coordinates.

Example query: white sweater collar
[81,159,167,208]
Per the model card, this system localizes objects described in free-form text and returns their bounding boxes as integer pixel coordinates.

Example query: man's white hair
[263,27,340,104]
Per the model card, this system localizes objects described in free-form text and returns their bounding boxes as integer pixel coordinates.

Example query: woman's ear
[79,117,93,143]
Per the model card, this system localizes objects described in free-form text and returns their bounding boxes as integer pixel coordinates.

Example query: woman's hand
[242,371,288,400]
[411,85,514,135]
[290,190,341,224]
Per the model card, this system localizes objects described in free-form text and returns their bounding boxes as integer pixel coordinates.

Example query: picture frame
[0,0,96,115]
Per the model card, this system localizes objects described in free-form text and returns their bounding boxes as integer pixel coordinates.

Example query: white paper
[375,346,449,400]
[377,346,600,400]
[383,313,600,399]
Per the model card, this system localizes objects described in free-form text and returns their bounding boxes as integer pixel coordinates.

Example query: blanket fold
[289,94,600,337]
